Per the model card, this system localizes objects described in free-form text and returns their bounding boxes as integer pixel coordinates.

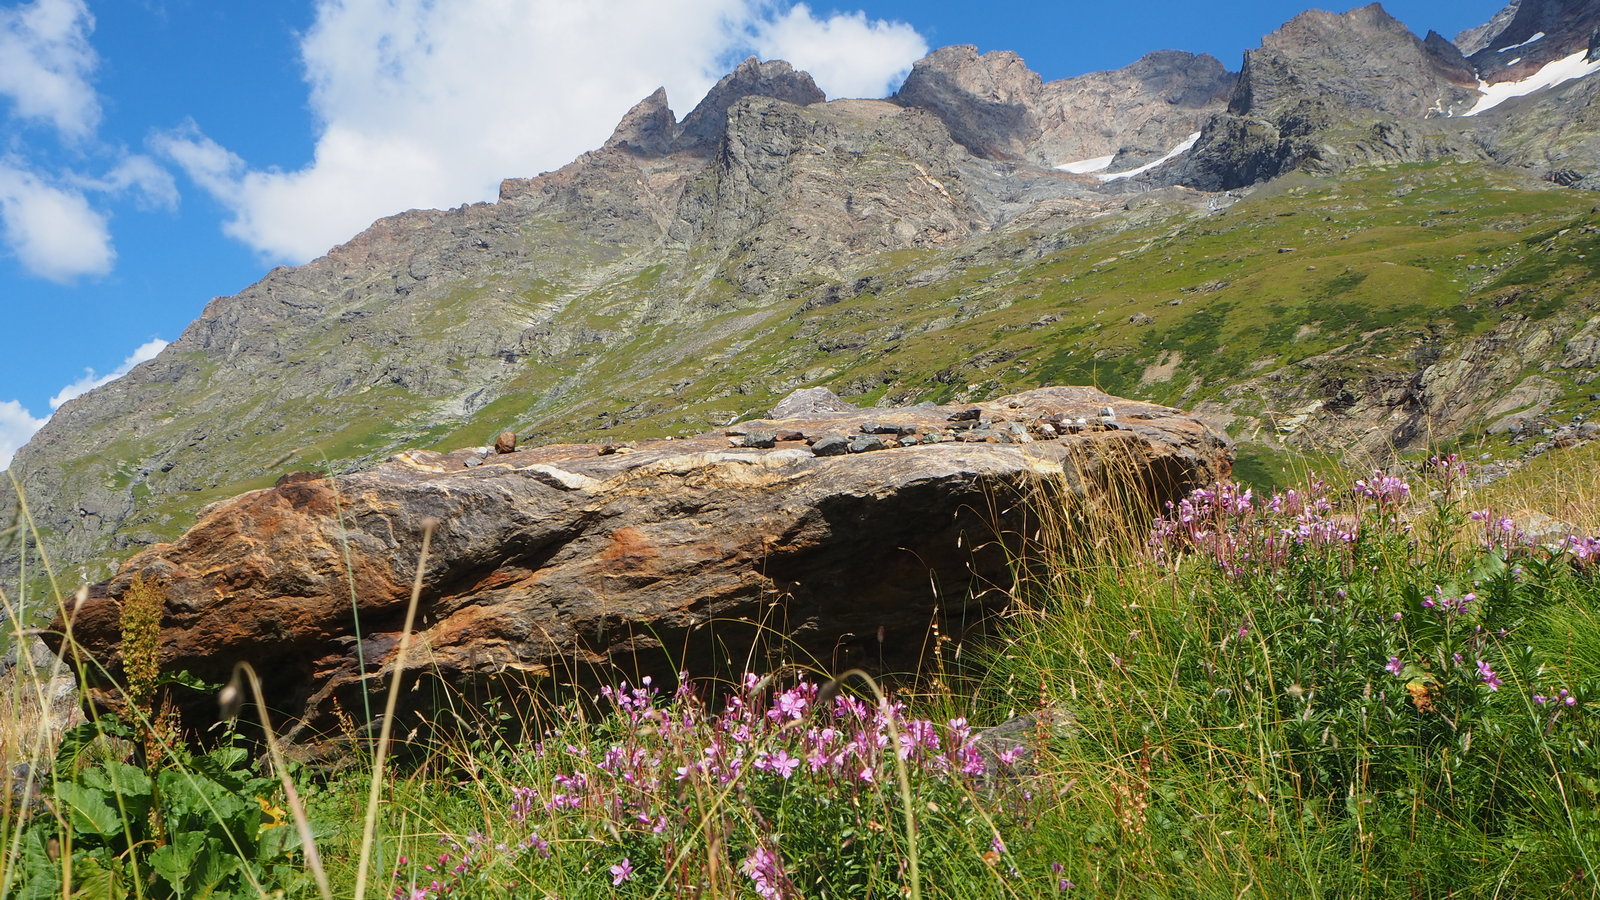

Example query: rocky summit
[7,0,1600,596]
[50,387,1227,740]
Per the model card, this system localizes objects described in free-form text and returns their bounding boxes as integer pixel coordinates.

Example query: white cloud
[0,0,98,141]
[73,155,180,211]
[0,0,163,284]
[49,337,167,410]
[0,399,46,471]
[158,0,927,264]
[751,3,926,99]
[0,160,112,282]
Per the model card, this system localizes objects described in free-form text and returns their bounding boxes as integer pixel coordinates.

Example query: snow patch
[1097,132,1202,182]
[1055,154,1115,174]
[1463,50,1600,117]
[1496,31,1545,52]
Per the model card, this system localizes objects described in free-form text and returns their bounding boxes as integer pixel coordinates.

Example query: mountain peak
[605,87,677,155]
[676,57,826,149]
[1231,1,1478,120]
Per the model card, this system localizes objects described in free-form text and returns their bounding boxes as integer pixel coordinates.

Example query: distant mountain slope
[7,1,1600,587]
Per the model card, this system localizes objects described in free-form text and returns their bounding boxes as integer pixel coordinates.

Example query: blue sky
[0,0,1508,465]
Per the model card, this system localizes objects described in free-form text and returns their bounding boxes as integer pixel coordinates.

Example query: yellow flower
[257,796,289,837]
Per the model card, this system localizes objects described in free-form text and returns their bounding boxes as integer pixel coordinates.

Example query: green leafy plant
[17,714,309,900]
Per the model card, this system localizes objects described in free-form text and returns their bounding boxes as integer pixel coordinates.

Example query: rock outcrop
[1228,5,1479,122]
[677,58,826,150]
[1456,1,1526,57]
[47,387,1228,740]
[602,59,827,157]
[893,45,1234,168]
[1153,4,1508,189]
[1461,0,1600,84]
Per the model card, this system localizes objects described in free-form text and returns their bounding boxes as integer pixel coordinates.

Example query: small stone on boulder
[849,435,888,453]
[769,387,857,419]
[495,431,518,454]
[810,434,850,456]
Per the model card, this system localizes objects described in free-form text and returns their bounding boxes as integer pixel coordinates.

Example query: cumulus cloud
[49,337,168,410]
[158,0,927,264]
[0,160,113,282]
[751,3,926,99]
[0,0,165,283]
[73,155,180,211]
[0,399,46,471]
[0,0,98,141]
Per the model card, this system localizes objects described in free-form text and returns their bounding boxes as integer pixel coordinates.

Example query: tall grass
[3,448,1599,898]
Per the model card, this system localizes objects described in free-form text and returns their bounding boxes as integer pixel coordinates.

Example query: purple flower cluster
[1469,509,1525,552]
[1532,689,1577,707]
[392,674,1007,898]
[1352,470,1412,506]
[1469,509,1600,565]
[1421,586,1477,614]
[1477,660,1502,692]
[1564,535,1600,566]
[1427,454,1470,492]
[1149,477,1356,576]
[741,844,796,900]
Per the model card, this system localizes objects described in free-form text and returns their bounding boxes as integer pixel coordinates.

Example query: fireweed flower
[1566,535,1600,565]
[610,858,634,885]
[1477,660,1502,691]
[1353,470,1410,505]
[480,673,1001,894]
[742,845,795,900]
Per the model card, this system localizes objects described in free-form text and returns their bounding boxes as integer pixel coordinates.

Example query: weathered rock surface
[1466,58,1600,187]
[893,45,1234,168]
[1124,5,1479,189]
[48,387,1227,740]
[1461,0,1600,84]
[1229,5,1479,122]
[678,58,826,150]
[1456,1,1527,57]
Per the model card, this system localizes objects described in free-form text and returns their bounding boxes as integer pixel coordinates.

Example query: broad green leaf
[53,782,122,838]
[81,760,152,799]
[67,853,123,900]
[13,828,64,900]
[149,830,206,893]
[191,836,242,899]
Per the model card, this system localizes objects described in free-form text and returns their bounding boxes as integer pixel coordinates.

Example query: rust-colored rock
[49,387,1227,740]
[494,431,517,454]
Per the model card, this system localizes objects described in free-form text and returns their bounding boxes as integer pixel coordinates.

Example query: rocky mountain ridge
[6,0,1600,588]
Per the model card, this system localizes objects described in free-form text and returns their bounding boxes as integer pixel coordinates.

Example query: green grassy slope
[16,160,1600,581]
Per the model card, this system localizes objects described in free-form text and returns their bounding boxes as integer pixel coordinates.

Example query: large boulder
[47,387,1227,741]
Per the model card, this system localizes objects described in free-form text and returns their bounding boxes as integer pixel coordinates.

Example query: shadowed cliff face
[892,45,1235,167]
[1462,0,1600,84]
[8,1,1600,591]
